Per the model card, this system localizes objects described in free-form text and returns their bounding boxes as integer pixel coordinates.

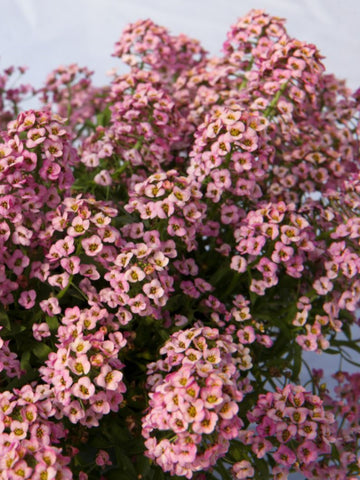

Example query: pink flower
[297,440,318,464]
[313,276,333,295]
[271,242,294,263]
[233,460,255,479]
[192,410,218,434]
[18,289,36,309]
[68,355,91,376]
[32,322,51,341]
[143,279,165,299]
[72,377,95,400]
[95,365,124,391]
[181,399,205,423]
[64,400,85,423]
[273,444,296,466]
[67,216,90,237]
[218,400,239,419]
[96,450,112,467]
[230,255,247,273]
[90,392,111,415]
[26,127,46,148]
[60,256,81,274]
[81,235,103,256]
[40,297,61,316]
[94,169,112,186]
[124,265,146,283]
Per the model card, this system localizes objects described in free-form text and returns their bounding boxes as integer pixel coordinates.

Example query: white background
[1,2,360,477]
[2,0,360,93]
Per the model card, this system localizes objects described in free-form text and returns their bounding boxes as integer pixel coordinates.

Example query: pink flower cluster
[39,305,126,427]
[142,326,252,478]
[113,19,206,83]
[0,109,77,306]
[310,371,360,479]
[40,64,108,133]
[239,384,336,479]
[125,169,206,251]
[0,384,72,480]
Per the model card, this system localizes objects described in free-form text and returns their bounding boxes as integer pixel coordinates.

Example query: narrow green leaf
[32,343,52,360]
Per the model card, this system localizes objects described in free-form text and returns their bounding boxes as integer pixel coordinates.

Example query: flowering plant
[0,9,359,480]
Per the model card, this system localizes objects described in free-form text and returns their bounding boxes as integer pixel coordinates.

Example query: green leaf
[106,468,127,480]
[4,368,38,391]
[0,310,10,330]
[152,468,165,480]
[229,441,248,462]
[214,460,234,480]
[324,348,341,355]
[97,106,111,127]
[32,342,52,360]
[46,315,59,331]
[114,447,137,479]
[135,455,151,477]
[20,350,31,371]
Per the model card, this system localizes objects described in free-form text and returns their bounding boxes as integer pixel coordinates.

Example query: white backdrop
[2,0,360,93]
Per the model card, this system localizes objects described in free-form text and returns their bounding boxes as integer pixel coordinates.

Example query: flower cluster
[142,326,252,478]
[113,19,206,83]
[0,109,77,306]
[40,64,108,133]
[0,384,72,480]
[39,305,127,427]
[239,384,336,478]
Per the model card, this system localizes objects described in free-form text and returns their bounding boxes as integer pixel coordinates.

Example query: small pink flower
[64,400,85,423]
[167,217,186,237]
[95,365,124,391]
[18,289,36,309]
[32,322,51,341]
[143,279,165,299]
[26,127,46,148]
[96,450,112,467]
[201,386,223,408]
[233,460,255,479]
[12,225,32,246]
[124,265,146,283]
[271,242,294,263]
[192,410,218,434]
[230,255,247,273]
[48,272,70,289]
[90,392,111,415]
[218,400,239,419]
[273,444,297,466]
[10,420,28,440]
[40,297,61,316]
[72,376,95,400]
[297,440,318,464]
[81,235,103,256]
[94,170,112,186]
[237,326,256,344]
[68,355,91,376]
[181,399,205,423]
[313,276,333,295]
[68,216,90,237]
[60,256,81,274]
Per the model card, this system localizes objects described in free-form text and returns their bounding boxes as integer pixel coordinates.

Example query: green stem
[56,274,74,299]
[263,81,289,119]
